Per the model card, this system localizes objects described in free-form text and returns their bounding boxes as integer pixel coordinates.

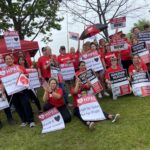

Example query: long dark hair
[18,56,29,68]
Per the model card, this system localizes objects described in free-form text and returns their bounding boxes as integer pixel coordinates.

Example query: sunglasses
[111,59,117,62]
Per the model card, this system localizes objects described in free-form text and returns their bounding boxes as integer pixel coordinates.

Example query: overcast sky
[29,0,150,60]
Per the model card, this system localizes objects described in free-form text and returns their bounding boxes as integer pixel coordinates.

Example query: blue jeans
[59,83,68,104]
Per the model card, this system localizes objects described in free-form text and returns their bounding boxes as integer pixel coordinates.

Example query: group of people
[0,24,150,130]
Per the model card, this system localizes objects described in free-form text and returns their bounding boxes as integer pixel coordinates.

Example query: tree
[0,0,63,42]
[133,19,150,31]
[62,0,150,41]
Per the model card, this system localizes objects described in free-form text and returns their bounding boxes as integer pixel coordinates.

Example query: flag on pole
[69,32,79,41]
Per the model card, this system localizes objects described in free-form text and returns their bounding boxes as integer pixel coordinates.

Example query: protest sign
[26,69,41,89]
[4,31,21,50]
[81,50,104,72]
[69,32,79,40]
[0,93,9,110]
[132,42,150,64]
[60,63,75,80]
[110,39,128,52]
[131,72,150,96]
[51,66,64,83]
[0,66,26,95]
[110,70,131,97]
[110,16,126,29]
[78,69,103,94]
[77,95,106,121]
[16,74,29,88]
[38,107,65,133]
[137,31,150,42]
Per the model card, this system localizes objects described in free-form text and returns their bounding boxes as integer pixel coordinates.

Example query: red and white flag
[69,32,79,40]
[16,74,29,88]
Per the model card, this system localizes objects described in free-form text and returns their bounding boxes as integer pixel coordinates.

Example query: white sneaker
[20,122,27,127]
[30,122,35,128]
[89,122,95,129]
[113,95,117,100]
[112,114,120,123]
[98,93,103,98]
[104,91,110,97]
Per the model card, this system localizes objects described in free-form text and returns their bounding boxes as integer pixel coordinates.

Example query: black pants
[121,60,132,71]
[10,90,34,123]
[28,89,42,111]
[43,103,71,123]
[74,107,110,124]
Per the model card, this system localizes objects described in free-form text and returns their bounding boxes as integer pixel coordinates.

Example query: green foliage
[0,0,63,42]
[1,91,150,150]
[133,19,150,31]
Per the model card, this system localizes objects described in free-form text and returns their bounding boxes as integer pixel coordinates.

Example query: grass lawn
[0,90,150,150]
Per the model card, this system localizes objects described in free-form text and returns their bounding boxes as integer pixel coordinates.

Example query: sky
[27,0,150,60]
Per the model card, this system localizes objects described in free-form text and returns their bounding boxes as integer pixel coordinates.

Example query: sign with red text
[26,69,41,89]
[60,63,75,80]
[110,70,131,97]
[131,72,150,96]
[4,31,21,50]
[132,42,150,64]
[110,39,128,52]
[0,66,26,95]
[38,108,65,133]
[110,16,126,29]
[81,50,104,71]
[78,69,103,94]
[0,58,7,69]
[77,95,106,121]
[69,32,79,41]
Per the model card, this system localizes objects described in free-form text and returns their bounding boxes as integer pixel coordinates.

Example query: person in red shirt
[71,78,120,128]
[105,56,124,100]
[3,54,35,127]
[43,78,71,123]
[37,46,57,81]
[57,46,73,64]
[128,55,148,76]
[104,43,120,68]
[18,56,42,113]
[70,47,80,71]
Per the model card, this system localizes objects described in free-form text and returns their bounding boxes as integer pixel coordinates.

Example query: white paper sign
[0,72,26,95]
[81,51,104,72]
[38,108,65,133]
[0,98,9,110]
[26,69,41,89]
[60,63,75,80]
[77,95,106,121]
[4,31,21,50]
[110,16,126,29]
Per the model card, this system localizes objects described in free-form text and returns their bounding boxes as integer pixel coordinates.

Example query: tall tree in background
[0,0,63,42]
[62,0,150,40]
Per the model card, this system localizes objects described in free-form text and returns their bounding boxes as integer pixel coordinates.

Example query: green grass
[0,90,150,150]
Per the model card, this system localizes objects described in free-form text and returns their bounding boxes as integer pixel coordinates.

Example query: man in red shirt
[37,46,57,81]
[57,46,73,64]
[70,47,80,71]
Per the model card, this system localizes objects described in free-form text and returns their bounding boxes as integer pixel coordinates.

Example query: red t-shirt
[71,85,90,108]
[57,53,72,64]
[70,51,80,70]
[120,44,131,61]
[104,52,118,67]
[128,63,148,75]
[75,69,86,77]
[105,65,123,80]
[37,55,56,79]
[48,88,64,107]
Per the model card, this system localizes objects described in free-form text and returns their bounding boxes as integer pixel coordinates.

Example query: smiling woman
[43,77,71,123]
